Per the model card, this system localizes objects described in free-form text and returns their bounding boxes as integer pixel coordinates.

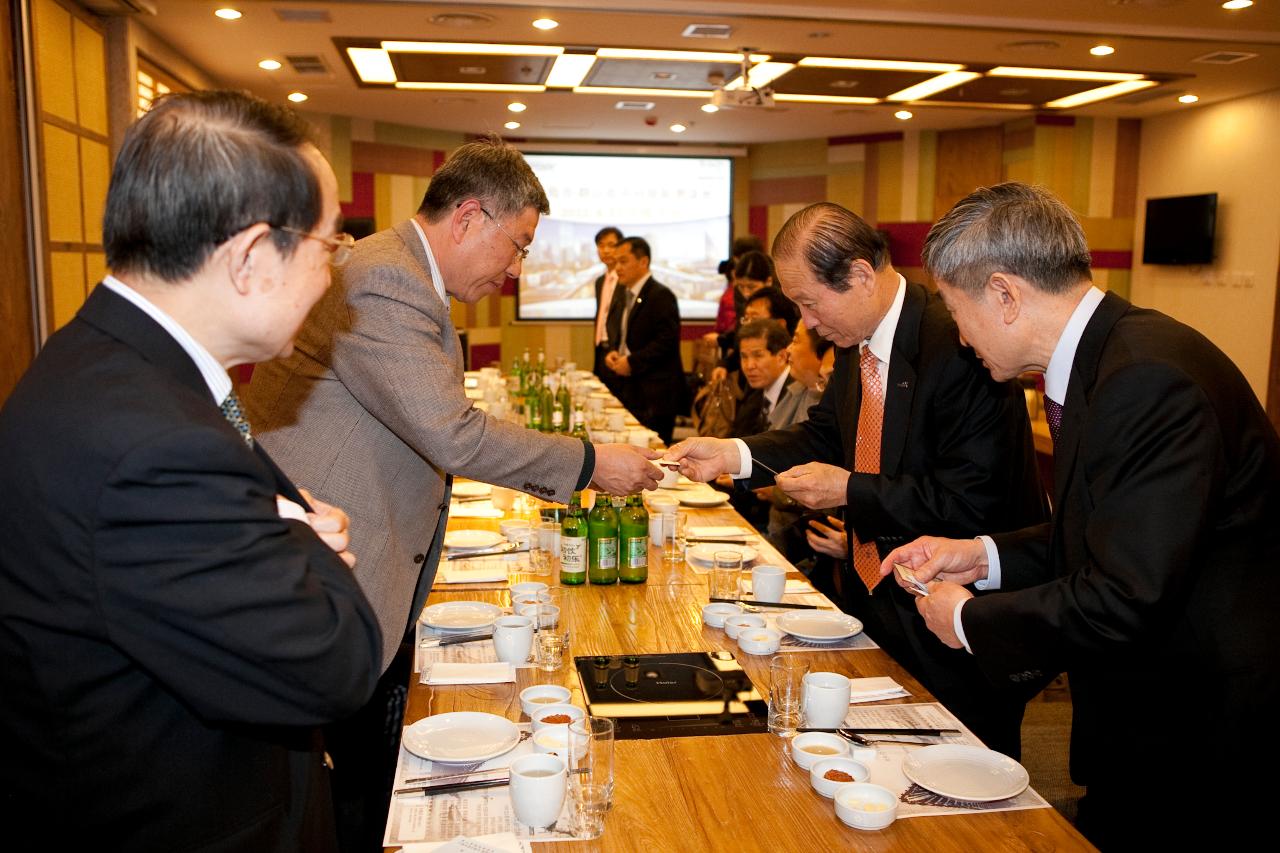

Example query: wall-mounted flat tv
[1142,192,1217,265]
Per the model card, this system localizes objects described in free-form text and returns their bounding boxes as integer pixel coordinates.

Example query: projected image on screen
[519,154,732,321]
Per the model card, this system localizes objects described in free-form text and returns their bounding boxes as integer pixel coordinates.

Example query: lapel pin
[896,381,909,389]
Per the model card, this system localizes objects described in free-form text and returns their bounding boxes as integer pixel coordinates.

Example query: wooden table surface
[398,496,1093,853]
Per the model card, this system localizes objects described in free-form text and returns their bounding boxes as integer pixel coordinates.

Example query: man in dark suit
[591,225,623,392]
[0,91,383,852]
[669,202,1047,758]
[603,236,685,443]
[887,182,1279,849]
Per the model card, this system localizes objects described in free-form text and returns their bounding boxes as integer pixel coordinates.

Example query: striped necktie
[851,346,884,593]
[220,390,254,447]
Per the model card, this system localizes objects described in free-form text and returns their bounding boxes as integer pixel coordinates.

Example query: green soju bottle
[619,494,649,583]
[587,492,619,584]
[556,370,573,430]
[541,376,555,433]
[570,405,589,440]
[560,491,588,585]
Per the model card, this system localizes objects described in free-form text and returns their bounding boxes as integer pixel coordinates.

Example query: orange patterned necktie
[852,345,884,592]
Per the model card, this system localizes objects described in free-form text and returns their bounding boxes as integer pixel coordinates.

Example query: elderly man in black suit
[0,91,382,851]
[885,182,1280,850]
[603,236,685,443]
[668,202,1047,758]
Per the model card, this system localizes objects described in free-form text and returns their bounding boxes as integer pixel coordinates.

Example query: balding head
[772,202,889,293]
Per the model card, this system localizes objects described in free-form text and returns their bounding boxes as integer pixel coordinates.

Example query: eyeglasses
[478,206,530,262]
[273,226,356,266]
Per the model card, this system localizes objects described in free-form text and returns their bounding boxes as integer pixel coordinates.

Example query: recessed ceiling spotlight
[504,120,521,129]
[670,122,688,133]
[287,92,308,103]
[1178,94,1200,103]
[894,110,913,120]
[701,103,719,113]
[507,101,527,113]
[1221,1,1253,9]
[532,18,559,30]
[1090,45,1115,56]
[214,8,241,20]
[258,59,282,71]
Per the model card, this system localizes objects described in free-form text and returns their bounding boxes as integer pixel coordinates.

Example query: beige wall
[1131,88,1280,403]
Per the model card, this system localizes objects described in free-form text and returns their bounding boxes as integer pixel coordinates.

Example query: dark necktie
[220,390,254,447]
[618,290,636,357]
[1043,397,1064,445]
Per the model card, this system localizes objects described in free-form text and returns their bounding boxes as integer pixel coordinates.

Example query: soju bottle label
[626,536,648,569]
[594,537,617,569]
[561,536,586,575]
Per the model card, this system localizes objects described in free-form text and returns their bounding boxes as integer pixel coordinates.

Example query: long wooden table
[398,499,1093,852]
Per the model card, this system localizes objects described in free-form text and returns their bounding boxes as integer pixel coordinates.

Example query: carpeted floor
[1020,677,1085,824]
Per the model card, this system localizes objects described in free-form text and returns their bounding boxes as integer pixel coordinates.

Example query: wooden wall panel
[0,0,36,402]
[933,126,1003,220]
[41,122,82,243]
[72,17,106,135]
[32,0,74,122]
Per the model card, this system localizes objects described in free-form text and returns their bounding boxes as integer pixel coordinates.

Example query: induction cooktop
[573,651,768,740]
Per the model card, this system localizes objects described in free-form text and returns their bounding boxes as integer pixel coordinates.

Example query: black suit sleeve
[94,423,383,726]
[966,363,1225,674]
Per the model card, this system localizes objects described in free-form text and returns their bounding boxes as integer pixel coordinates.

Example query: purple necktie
[1044,397,1064,445]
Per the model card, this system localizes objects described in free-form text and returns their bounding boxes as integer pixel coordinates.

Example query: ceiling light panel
[1044,79,1156,108]
[545,53,596,88]
[886,70,980,101]
[988,66,1144,81]
[772,93,879,105]
[395,82,547,93]
[572,86,710,99]
[382,42,564,57]
[596,48,747,63]
[799,57,963,73]
[724,61,796,91]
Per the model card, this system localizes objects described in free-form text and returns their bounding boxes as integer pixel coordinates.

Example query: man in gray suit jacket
[244,139,660,849]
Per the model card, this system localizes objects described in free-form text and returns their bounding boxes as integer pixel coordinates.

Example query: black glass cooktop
[573,651,768,740]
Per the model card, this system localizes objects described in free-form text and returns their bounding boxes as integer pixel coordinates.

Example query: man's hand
[591,443,662,494]
[665,437,741,481]
[298,488,357,569]
[773,462,850,509]
[880,536,988,586]
[914,581,973,649]
[604,351,631,377]
[806,515,847,559]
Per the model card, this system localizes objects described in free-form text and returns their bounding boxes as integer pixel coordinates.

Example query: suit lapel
[880,282,924,477]
[842,347,863,472]
[1049,291,1130,512]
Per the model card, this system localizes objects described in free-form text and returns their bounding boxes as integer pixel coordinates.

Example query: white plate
[687,525,753,539]
[451,481,493,499]
[402,712,522,764]
[902,745,1030,802]
[419,600,503,632]
[443,529,504,550]
[687,543,759,565]
[676,490,731,507]
[776,610,864,642]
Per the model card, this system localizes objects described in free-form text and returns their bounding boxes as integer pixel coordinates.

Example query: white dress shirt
[409,218,449,306]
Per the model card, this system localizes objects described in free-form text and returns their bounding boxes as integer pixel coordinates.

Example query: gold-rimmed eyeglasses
[478,206,530,262]
[273,225,356,266]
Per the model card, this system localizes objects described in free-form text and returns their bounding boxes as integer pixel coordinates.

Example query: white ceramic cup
[628,429,650,447]
[751,564,787,603]
[607,410,626,432]
[656,462,680,488]
[509,753,568,830]
[802,671,853,728]
[492,615,535,664]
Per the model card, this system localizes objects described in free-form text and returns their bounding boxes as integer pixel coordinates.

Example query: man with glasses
[242,138,660,849]
[0,90,382,851]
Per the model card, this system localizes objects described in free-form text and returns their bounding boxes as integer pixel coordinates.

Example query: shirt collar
[409,218,449,305]
[764,365,791,408]
[101,275,231,404]
[627,273,651,297]
[1044,286,1106,404]
[862,274,907,364]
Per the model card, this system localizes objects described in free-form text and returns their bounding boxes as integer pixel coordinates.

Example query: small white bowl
[737,627,782,656]
[702,602,743,628]
[834,783,898,831]
[790,732,850,770]
[530,703,585,731]
[809,757,870,798]
[515,602,560,628]
[532,727,570,756]
[510,581,549,597]
[519,685,571,718]
[723,614,767,639]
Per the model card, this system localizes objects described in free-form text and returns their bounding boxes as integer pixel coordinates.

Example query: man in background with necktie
[0,90,382,851]
[885,182,1280,849]
[668,202,1047,758]
[591,225,624,393]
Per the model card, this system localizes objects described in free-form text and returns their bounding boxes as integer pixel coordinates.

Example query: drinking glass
[535,628,570,672]
[768,655,810,736]
[661,511,686,565]
[568,716,615,838]
[532,521,560,577]
[710,550,743,599]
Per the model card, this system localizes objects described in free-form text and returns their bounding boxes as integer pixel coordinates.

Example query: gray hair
[418,136,550,222]
[922,182,1092,295]
[772,202,889,293]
